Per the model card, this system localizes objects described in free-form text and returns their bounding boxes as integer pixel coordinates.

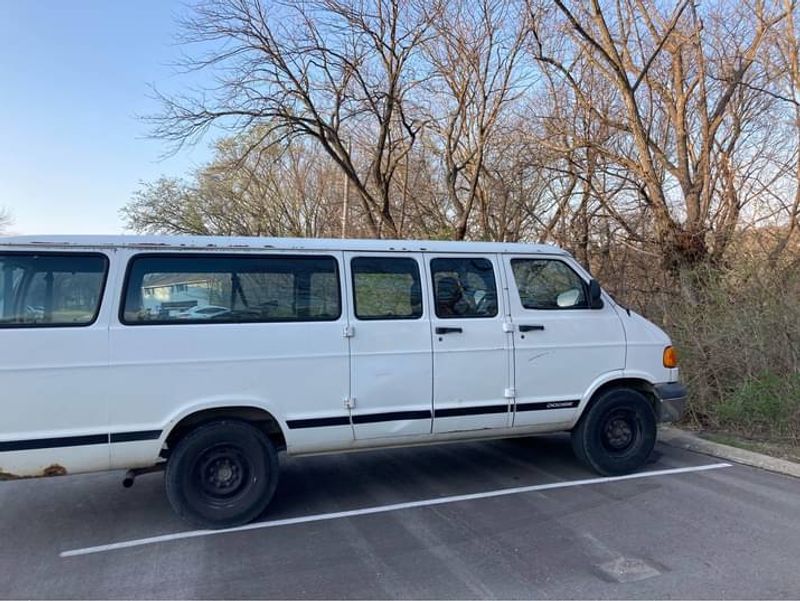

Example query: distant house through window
[140,276,216,316]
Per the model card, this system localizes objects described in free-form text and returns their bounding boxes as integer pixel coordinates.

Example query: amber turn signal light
[663,346,678,368]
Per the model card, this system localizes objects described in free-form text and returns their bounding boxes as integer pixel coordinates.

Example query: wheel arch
[574,374,658,428]
[162,406,287,458]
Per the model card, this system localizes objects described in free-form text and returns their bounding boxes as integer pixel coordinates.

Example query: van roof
[0,234,568,256]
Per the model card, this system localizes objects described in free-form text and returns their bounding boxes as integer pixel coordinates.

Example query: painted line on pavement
[61,462,732,558]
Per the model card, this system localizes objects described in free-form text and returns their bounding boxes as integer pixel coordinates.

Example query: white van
[0,235,685,527]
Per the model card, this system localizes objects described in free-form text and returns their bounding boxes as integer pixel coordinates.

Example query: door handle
[518,324,545,332]
[435,326,463,334]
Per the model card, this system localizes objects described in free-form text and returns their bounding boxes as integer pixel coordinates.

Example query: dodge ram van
[0,235,686,527]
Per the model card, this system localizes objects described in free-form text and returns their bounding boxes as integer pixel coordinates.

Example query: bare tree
[528,0,789,279]
[123,127,342,237]
[123,177,205,235]
[138,0,800,279]
[152,0,439,238]
[423,0,533,239]
[764,0,800,260]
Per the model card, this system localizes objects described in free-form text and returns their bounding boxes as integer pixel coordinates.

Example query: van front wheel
[165,420,279,528]
[571,388,657,476]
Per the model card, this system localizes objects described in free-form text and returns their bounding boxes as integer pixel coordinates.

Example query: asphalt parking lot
[1,434,799,599]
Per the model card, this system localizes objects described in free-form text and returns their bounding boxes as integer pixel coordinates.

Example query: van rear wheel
[165,420,279,528]
[571,388,656,476]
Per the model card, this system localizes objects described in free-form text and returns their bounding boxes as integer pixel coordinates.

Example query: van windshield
[0,253,108,326]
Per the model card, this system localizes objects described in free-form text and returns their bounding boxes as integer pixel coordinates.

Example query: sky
[0,1,215,235]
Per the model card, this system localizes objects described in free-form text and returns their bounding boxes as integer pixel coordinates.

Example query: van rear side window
[0,253,108,327]
[122,254,341,324]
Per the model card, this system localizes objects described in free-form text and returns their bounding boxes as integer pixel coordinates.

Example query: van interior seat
[436,276,463,317]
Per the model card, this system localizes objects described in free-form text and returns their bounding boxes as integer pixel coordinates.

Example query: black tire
[571,387,657,476]
[165,420,279,528]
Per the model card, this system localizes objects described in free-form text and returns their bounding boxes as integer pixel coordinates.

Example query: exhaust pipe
[122,464,165,488]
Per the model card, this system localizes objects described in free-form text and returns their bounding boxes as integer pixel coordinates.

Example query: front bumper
[654,382,687,422]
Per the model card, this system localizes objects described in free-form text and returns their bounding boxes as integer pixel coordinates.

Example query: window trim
[430,256,499,319]
[350,256,424,321]
[119,252,343,326]
[0,251,110,329]
[510,257,591,311]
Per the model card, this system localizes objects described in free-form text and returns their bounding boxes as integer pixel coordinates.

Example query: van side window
[351,257,422,320]
[511,259,588,310]
[122,254,341,324]
[430,258,498,318]
[0,253,108,327]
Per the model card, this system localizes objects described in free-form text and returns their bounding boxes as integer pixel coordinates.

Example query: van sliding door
[426,253,513,433]
[345,252,433,439]
[0,251,112,476]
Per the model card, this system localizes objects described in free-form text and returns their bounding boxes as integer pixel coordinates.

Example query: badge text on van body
[545,401,579,409]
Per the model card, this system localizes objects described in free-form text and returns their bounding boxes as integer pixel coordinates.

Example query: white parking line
[61,462,731,558]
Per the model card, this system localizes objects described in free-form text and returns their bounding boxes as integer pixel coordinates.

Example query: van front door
[502,256,626,428]
[345,253,433,439]
[426,254,512,433]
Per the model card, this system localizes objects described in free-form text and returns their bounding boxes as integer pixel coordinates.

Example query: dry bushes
[624,256,800,441]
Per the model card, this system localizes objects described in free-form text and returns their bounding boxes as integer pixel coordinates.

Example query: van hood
[613,304,671,345]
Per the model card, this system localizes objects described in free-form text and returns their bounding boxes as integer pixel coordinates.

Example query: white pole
[341,139,351,238]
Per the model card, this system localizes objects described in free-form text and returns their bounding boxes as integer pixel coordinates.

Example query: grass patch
[715,372,800,439]
[702,431,800,464]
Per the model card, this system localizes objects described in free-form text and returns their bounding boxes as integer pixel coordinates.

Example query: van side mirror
[588,279,603,309]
